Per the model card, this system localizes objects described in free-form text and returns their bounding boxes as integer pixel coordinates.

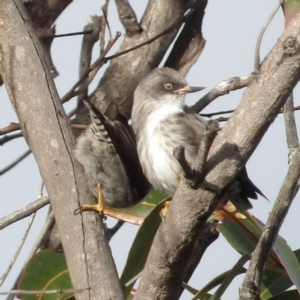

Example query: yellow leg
[80,183,106,219]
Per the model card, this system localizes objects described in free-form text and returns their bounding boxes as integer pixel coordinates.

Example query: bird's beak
[174,85,205,95]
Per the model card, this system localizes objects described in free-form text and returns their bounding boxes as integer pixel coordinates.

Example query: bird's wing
[85,101,151,199]
[108,106,151,199]
[182,105,266,211]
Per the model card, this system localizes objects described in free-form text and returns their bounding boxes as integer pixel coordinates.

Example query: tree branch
[75,0,189,122]
[115,0,141,35]
[254,0,283,70]
[0,149,31,175]
[239,146,300,300]
[192,75,252,113]
[0,132,23,146]
[0,196,49,230]
[164,0,207,76]
[284,93,299,149]
[239,90,300,300]
[77,15,102,104]
[134,13,300,300]
[0,212,36,286]
[0,1,124,299]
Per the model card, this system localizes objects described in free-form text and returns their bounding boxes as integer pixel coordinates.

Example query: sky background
[0,1,298,299]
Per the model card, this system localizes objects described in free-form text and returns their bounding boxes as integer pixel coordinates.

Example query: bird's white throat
[140,99,183,192]
[145,96,183,130]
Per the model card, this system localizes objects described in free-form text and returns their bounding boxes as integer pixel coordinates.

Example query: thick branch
[134,13,300,300]
[115,0,140,35]
[0,2,123,300]
[239,89,300,300]
[164,0,207,76]
[75,0,189,122]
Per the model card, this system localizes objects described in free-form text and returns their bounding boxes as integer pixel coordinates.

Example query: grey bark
[0,1,124,299]
[75,0,189,122]
[240,74,300,300]
[134,13,300,300]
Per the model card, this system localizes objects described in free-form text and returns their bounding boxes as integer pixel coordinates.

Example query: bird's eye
[164,83,173,90]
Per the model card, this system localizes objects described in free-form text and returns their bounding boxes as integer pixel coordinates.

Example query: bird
[74,100,151,215]
[131,67,264,212]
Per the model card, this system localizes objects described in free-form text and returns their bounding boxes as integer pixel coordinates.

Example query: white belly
[138,103,183,194]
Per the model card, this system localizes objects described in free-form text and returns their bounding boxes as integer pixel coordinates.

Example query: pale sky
[0,1,298,299]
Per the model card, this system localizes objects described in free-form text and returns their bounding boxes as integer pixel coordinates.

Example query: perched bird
[131,67,264,212]
[75,101,151,214]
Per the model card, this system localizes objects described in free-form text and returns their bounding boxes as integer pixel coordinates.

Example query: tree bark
[75,0,189,123]
[0,1,124,299]
[134,13,300,300]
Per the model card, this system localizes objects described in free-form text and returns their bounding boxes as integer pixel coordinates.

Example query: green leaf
[209,254,250,300]
[182,282,212,299]
[18,249,73,300]
[261,267,293,300]
[217,217,259,255]
[264,289,300,300]
[261,249,300,299]
[189,267,246,299]
[182,282,199,295]
[120,199,167,297]
[218,211,300,298]
[273,235,300,290]
[217,212,276,265]
[104,189,167,224]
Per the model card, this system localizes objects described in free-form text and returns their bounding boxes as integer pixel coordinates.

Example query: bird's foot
[159,199,172,222]
[75,183,106,219]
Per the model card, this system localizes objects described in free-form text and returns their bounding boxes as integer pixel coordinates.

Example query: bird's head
[134,67,205,106]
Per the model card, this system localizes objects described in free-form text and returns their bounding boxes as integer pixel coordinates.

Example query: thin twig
[0,132,22,145]
[53,30,93,38]
[0,212,36,286]
[0,123,87,137]
[0,149,31,175]
[61,32,121,104]
[6,211,55,299]
[0,122,21,135]
[102,0,112,41]
[200,110,234,118]
[98,7,197,65]
[0,288,88,295]
[103,12,189,62]
[239,146,300,300]
[68,7,187,105]
[254,0,283,70]
[191,75,252,113]
[0,196,49,230]
[100,2,108,54]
